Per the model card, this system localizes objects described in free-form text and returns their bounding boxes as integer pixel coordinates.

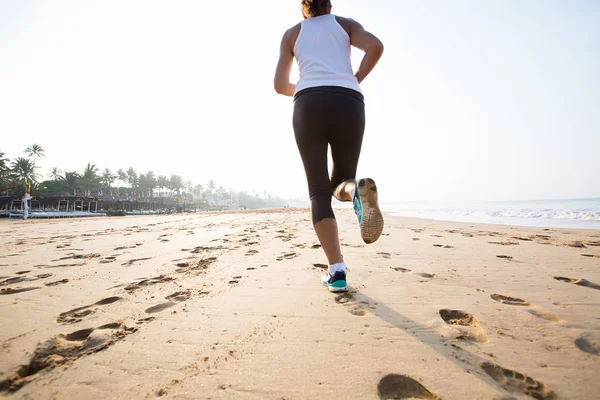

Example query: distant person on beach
[274,0,384,292]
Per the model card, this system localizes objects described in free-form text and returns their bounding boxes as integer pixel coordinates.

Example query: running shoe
[321,271,347,293]
[353,178,384,244]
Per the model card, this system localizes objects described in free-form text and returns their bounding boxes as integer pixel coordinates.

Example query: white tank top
[293,14,362,95]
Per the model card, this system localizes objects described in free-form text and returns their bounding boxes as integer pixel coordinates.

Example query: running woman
[274,0,385,293]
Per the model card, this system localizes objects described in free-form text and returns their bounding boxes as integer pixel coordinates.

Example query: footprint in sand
[311,244,322,249]
[245,250,259,256]
[512,236,533,242]
[57,296,122,324]
[52,253,100,262]
[554,276,600,290]
[45,279,69,287]
[228,276,242,285]
[574,337,599,356]
[246,267,256,271]
[121,257,152,266]
[100,256,117,264]
[378,252,392,259]
[496,255,513,260]
[416,272,436,279]
[341,243,365,248]
[433,245,453,249]
[313,263,328,270]
[175,257,217,274]
[125,276,175,292]
[489,241,520,246]
[1,277,36,286]
[481,362,558,400]
[165,290,192,302]
[439,309,488,343]
[1,273,53,286]
[334,292,368,316]
[136,317,156,325]
[527,309,562,322]
[392,267,412,272]
[377,374,440,400]
[490,294,530,306]
[276,252,298,261]
[0,322,137,394]
[145,302,176,314]
[0,287,41,295]
[581,254,600,259]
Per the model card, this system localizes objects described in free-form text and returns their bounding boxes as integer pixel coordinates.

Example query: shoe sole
[322,278,347,293]
[328,284,347,293]
[357,178,384,244]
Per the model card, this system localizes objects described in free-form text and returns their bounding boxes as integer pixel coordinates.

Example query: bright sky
[1,0,598,202]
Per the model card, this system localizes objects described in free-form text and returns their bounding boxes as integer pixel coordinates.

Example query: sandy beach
[1,209,599,399]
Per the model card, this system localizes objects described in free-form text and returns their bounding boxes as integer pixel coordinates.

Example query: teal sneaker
[321,271,347,293]
[354,178,384,244]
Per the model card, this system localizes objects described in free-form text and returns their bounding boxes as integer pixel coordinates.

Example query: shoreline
[3,205,600,232]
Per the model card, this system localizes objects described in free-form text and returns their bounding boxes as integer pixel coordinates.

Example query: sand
[0,209,599,399]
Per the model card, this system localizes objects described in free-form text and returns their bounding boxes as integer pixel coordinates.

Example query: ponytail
[301,0,331,18]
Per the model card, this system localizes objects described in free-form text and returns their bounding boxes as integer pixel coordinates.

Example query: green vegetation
[0,145,306,209]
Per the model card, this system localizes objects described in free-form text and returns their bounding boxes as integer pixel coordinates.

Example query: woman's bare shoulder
[334,15,353,36]
[283,23,302,41]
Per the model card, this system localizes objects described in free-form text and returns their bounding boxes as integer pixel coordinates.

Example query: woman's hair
[301,0,331,18]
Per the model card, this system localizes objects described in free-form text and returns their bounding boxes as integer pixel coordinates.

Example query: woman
[274,0,384,293]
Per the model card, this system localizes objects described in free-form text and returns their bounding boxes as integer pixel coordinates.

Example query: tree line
[0,144,305,209]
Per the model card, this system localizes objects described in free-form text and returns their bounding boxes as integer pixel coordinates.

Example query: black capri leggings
[292,86,366,224]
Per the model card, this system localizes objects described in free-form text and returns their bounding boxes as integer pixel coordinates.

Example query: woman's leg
[330,93,365,202]
[292,90,346,290]
[329,92,384,244]
[313,218,343,265]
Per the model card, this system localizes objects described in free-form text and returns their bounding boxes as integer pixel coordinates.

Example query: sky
[1,0,599,202]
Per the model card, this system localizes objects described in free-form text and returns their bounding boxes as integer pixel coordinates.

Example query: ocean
[335,198,600,230]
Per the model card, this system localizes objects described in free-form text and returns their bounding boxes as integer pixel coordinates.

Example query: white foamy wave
[420,208,600,221]
[382,198,600,229]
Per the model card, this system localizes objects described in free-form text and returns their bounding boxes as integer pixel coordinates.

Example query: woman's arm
[274,28,296,97]
[348,18,384,84]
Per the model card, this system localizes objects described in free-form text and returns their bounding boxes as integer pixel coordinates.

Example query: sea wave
[410,208,600,221]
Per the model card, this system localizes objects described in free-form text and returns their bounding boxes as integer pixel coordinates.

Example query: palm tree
[59,172,81,194]
[0,151,8,172]
[185,180,194,196]
[80,163,101,192]
[25,144,45,164]
[193,183,204,199]
[138,173,148,198]
[157,175,169,197]
[49,167,62,181]
[126,167,138,189]
[145,171,156,198]
[206,180,216,199]
[0,151,11,191]
[101,168,116,187]
[11,157,40,183]
[117,169,128,187]
[170,174,184,195]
